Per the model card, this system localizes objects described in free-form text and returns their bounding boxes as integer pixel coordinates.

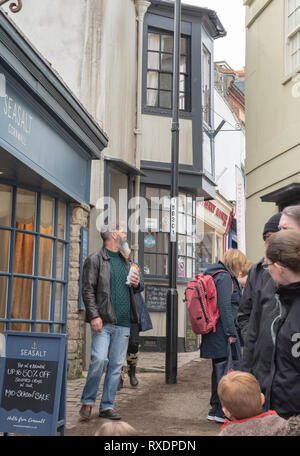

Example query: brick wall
[67,203,90,379]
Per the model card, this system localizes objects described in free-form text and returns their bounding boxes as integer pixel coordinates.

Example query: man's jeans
[81,324,130,411]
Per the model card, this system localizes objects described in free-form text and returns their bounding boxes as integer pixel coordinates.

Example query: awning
[104,156,146,177]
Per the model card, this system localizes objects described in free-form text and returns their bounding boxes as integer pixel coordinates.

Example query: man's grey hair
[100,223,120,243]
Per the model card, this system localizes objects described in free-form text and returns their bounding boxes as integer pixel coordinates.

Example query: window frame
[140,185,196,281]
[0,183,70,334]
[285,0,300,74]
[143,26,192,117]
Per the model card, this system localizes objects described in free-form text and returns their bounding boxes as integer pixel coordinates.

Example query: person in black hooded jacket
[200,248,247,423]
[263,230,300,419]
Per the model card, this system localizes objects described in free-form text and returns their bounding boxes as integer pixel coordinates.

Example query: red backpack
[185,271,234,335]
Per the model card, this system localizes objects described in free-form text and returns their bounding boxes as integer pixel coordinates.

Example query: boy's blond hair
[217,371,262,420]
[94,420,137,436]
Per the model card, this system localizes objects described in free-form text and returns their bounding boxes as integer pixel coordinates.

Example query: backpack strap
[210,270,234,294]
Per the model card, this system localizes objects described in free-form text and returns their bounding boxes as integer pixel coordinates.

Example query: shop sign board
[0,331,68,436]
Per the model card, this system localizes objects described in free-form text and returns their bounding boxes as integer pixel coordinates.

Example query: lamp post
[166,0,181,385]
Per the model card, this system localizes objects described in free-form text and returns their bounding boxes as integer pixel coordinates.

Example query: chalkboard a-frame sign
[0,331,68,436]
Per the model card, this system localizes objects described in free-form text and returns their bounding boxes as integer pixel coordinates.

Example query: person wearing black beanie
[262,212,282,241]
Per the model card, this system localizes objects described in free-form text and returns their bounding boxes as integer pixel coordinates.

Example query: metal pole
[166,0,181,385]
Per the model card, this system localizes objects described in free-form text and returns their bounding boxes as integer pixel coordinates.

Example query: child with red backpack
[187,249,247,423]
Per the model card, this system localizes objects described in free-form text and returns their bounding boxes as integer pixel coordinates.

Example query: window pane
[178,194,186,212]
[148,52,160,70]
[11,277,33,331]
[289,0,296,15]
[157,232,168,253]
[180,36,187,54]
[157,255,168,276]
[36,280,51,332]
[178,235,186,256]
[147,89,159,107]
[288,13,295,33]
[187,236,193,257]
[39,237,53,277]
[203,132,212,174]
[161,34,173,53]
[0,276,8,323]
[146,187,160,204]
[161,54,173,72]
[180,74,185,92]
[160,91,172,109]
[0,184,12,227]
[14,232,35,275]
[148,32,160,51]
[144,233,157,252]
[56,241,65,280]
[147,71,159,89]
[40,194,54,236]
[160,73,172,90]
[180,55,187,73]
[144,254,156,275]
[186,258,193,279]
[178,256,186,277]
[0,229,10,272]
[58,201,67,239]
[161,210,170,232]
[16,189,36,231]
[179,93,185,111]
[187,215,193,236]
[55,283,64,322]
[187,196,193,215]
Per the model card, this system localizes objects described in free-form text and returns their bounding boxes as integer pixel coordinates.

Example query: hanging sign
[170,197,177,242]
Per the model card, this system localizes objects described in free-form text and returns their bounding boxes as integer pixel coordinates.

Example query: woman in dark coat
[200,248,246,423]
[263,230,300,419]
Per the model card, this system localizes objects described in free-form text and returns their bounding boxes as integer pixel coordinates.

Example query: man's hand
[129,271,140,288]
[228,336,237,344]
[90,317,103,333]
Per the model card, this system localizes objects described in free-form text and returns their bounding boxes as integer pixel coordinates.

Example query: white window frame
[286,0,300,75]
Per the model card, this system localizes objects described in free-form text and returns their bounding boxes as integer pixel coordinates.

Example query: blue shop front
[0,11,108,376]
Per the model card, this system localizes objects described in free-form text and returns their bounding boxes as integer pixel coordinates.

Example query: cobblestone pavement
[66,351,200,432]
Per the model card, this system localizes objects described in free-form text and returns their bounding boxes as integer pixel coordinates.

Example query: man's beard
[117,236,131,257]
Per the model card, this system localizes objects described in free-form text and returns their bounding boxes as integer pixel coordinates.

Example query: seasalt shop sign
[0,332,68,436]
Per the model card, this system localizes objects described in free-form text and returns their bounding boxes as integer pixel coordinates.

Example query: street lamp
[0,0,22,13]
[166,0,181,385]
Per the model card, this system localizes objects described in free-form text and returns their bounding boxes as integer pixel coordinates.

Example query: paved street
[66,351,221,436]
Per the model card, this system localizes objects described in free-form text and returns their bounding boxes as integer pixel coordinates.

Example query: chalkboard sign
[145,285,168,312]
[0,331,68,436]
[78,227,89,310]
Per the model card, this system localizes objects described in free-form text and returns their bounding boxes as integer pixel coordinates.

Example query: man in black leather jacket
[79,224,140,421]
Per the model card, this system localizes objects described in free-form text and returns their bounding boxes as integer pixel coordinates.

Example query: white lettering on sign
[2,94,33,146]
[170,197,177,242]
[20,349,47,358]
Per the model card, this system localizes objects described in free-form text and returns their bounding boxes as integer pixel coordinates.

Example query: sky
[183,0,246,70]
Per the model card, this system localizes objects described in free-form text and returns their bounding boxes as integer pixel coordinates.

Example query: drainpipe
[133,0,151,263]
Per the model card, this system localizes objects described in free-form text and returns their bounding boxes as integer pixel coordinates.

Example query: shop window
[146,29,191,112]
[143,187,196,279]
[0,184,69,333]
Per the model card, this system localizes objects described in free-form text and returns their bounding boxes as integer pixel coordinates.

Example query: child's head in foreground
[94,420,137,436]
[217,371,265,420]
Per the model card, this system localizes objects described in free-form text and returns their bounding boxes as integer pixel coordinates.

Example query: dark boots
[128,365,138,387]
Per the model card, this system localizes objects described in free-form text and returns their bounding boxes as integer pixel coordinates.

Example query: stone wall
[67,203,90,379]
